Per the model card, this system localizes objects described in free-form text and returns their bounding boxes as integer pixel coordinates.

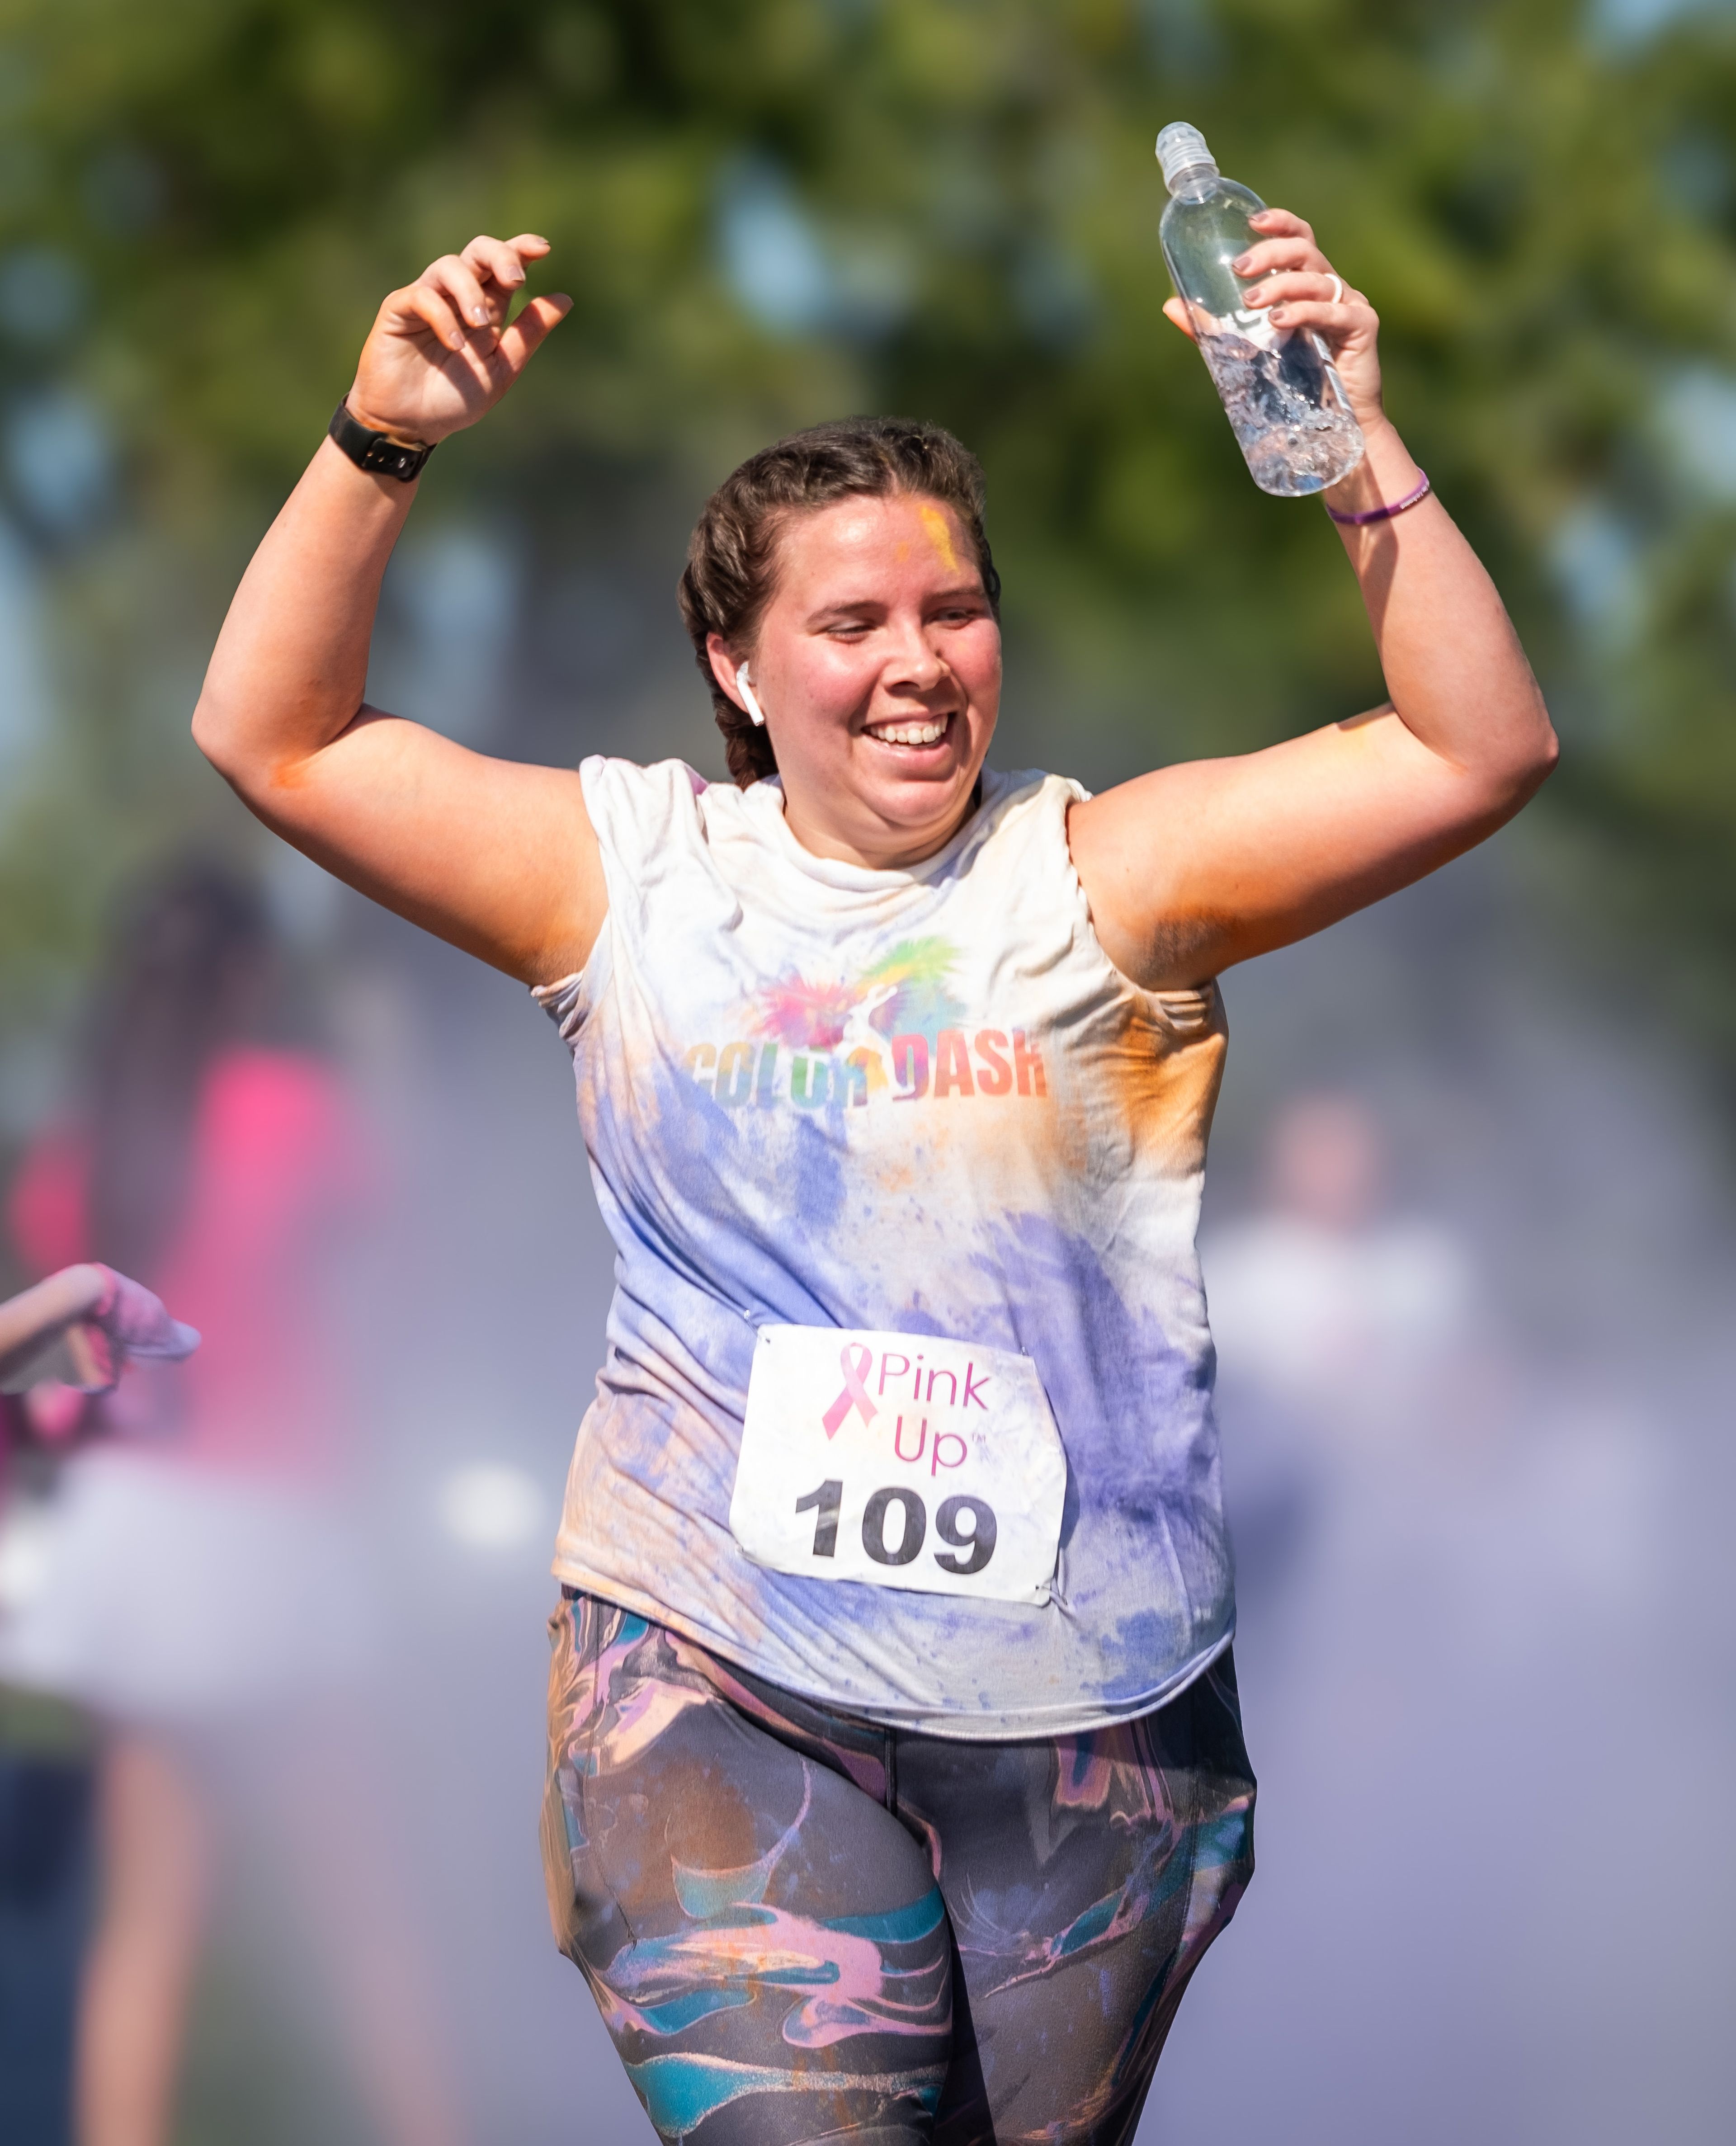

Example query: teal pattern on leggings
[542,1594,1255,2146]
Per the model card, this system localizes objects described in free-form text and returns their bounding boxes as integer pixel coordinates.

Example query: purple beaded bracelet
[1325,470,1431,525]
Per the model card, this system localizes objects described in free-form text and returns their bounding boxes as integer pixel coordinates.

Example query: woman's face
[707,491,1002,869]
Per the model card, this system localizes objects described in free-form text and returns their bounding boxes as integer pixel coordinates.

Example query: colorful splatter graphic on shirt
[687,936,1017,1113]
[753,936,965,1052]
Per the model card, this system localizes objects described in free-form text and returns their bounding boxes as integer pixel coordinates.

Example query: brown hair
[677,416,1001,787]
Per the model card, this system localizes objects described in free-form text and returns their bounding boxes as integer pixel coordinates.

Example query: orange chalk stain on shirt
[1103,988,1227,1177]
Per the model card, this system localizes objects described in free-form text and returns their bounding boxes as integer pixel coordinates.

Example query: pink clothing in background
[7,1048,375,1481]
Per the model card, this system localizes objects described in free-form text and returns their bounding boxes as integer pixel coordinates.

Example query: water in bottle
[1156,122,1364,497]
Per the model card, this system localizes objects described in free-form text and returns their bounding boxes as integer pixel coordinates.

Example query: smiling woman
[191,221,1555,2146]
[674,417,1002,847]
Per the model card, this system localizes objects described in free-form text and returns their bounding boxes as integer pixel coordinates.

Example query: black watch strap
[328,399,435,482]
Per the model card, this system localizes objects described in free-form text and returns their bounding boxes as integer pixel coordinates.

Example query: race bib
[729,1326,1067,1604]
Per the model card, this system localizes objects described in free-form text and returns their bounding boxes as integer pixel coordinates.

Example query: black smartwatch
[328,399,435,482]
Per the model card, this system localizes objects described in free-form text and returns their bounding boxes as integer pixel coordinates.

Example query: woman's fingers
[1245,271,1357,312]
[463,233,547,295]
[492,292,572,378]
[1264,289,1378,339]
[398,279,471,354]
[1233,238,1326,283]
[354,238,564,440]
[399,237,549,350]
[430,236,559,346]
[1262,300,1368,336]
[460,240,527,322]
[1247,207,1315,244]
[425,251,498,334]
[1160,207,1383,424]
[1234,211,1326,283]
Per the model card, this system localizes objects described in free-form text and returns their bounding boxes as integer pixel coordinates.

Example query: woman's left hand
[1161,207,1385,432]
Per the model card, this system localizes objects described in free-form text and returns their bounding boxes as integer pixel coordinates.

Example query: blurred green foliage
[2,0,1736,1086]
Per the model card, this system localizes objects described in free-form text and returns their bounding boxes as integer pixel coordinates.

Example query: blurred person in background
[1206,1094,1478,1438]
[0,862,467,2146]
[1165,1091,1694,2144]
[1200,1090,1482,1608]
[187,206,1555,2146]
[1,1264,198,2146]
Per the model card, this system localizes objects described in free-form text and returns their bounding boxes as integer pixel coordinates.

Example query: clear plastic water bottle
[1156,122,1364,497]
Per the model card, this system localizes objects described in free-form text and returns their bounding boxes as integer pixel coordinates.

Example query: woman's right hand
[345,234,572,446]
[196,229,605,992]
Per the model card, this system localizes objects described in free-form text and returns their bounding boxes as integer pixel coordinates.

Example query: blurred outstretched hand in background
[0,1264,198,1401]
[0,861,467,2146]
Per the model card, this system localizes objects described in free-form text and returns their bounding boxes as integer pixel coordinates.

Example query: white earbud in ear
[736,661,768,728]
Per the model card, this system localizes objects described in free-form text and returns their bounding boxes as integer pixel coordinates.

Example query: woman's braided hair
[677,416,1001,788]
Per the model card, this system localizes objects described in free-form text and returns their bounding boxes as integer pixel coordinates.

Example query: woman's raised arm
[1070,209,1558,993]
[192,236,606,986]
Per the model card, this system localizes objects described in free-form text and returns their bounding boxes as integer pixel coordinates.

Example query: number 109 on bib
[729,1325,1067,1605]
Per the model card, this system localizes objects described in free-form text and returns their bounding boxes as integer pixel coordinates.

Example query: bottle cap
[1156,122,1218,195]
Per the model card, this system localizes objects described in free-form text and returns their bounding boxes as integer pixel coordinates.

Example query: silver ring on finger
[1327,273,1344,305]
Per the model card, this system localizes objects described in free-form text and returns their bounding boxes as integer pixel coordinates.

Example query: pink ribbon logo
[821,1344,878,1439]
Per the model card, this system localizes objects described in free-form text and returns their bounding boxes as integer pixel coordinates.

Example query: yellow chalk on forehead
[917,500,962,573]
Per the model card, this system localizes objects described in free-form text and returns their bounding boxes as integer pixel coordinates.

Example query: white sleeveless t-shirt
[534,758,1233,1737]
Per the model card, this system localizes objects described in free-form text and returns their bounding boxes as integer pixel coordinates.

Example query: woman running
[192,214,1555,2146]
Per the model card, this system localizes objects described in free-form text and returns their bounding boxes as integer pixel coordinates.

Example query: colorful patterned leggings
[542,1592,1255,2146]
